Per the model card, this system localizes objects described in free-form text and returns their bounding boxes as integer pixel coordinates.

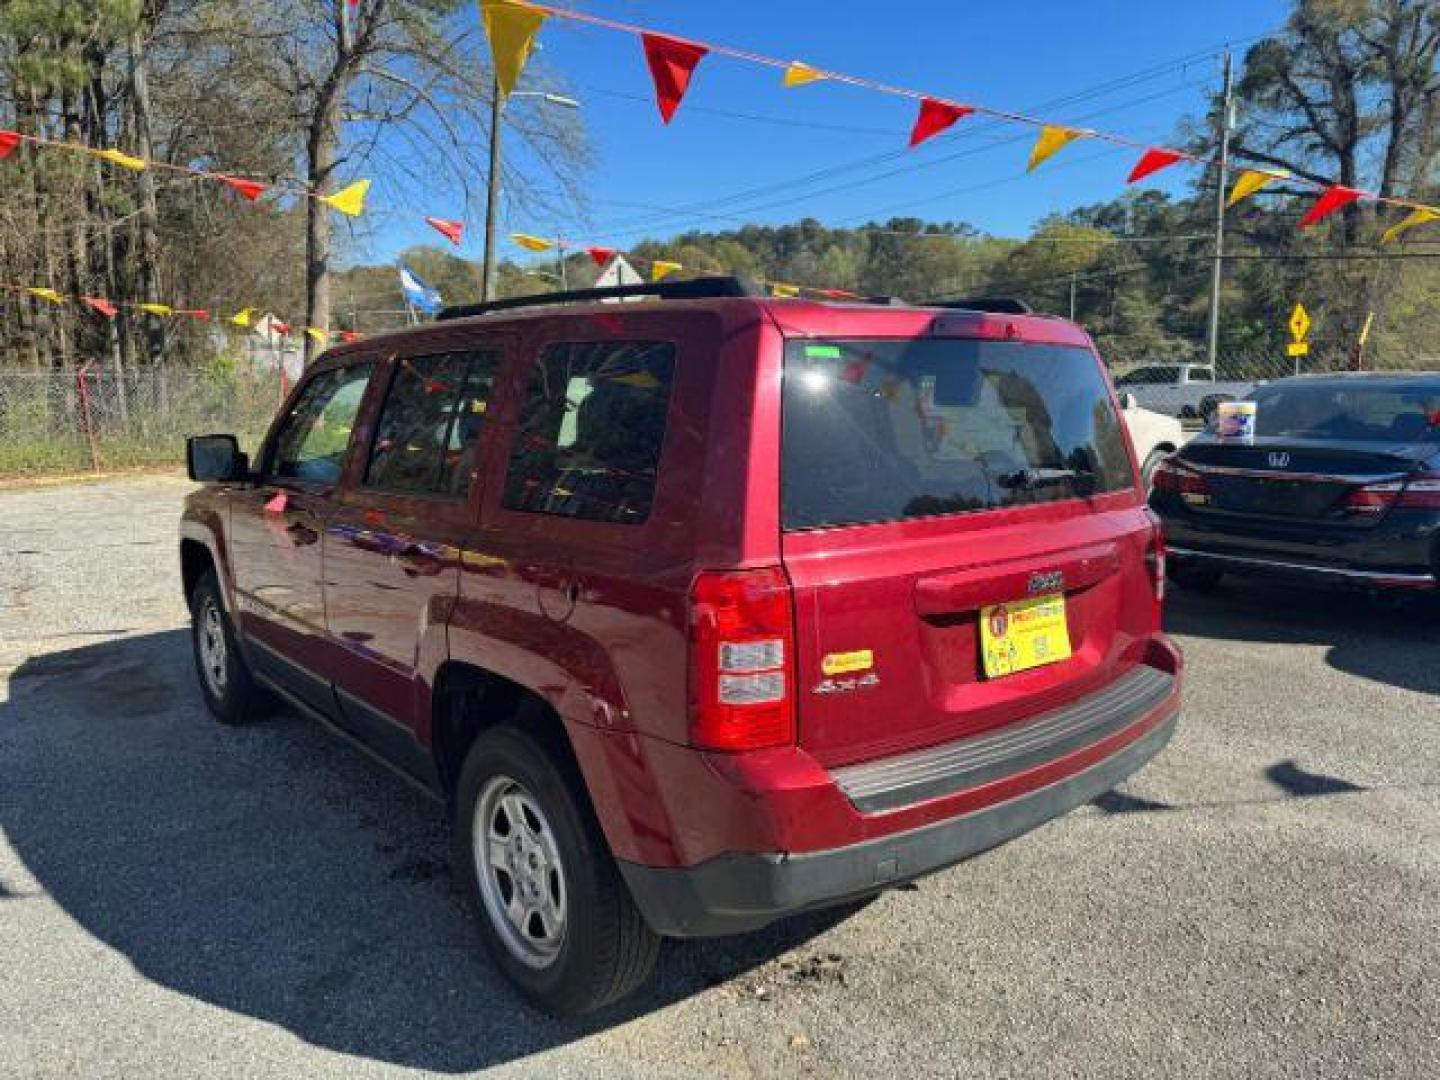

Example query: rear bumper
[619,692,1177,938]
[1169,544,1437,590]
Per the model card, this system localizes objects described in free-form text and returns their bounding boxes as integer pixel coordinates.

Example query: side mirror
[1118,391,1139,410]
[187,434,248,482]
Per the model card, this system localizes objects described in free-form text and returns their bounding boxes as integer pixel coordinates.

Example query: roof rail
[932,297,1034,315]
[437,275,760,320]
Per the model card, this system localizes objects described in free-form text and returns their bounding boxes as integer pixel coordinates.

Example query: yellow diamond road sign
[1289,303,1311,343]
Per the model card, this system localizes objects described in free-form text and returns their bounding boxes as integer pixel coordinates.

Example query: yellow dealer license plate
[980,594,1072,678]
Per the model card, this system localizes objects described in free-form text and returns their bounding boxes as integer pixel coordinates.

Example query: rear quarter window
[782,338,1133,530]
[502,341,676,524]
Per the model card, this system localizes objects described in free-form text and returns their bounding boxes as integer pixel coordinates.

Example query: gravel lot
[2,474,1437,1079]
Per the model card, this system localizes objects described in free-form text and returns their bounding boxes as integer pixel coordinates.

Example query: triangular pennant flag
[511,232,555,252]
[271,320,291,336]
[218,175,266,201]
[305,326,327,343]
[650,260,681,282]
[320,178,370,217]
[82,296,118,318]
[339,330,362,343]
[231,307,255,328]
[782,61,824,88]
[1028,126,1083,172]
[642,33,708,124]
[137,302,173,316]
[178,309,211,321]
[425,216,464,246]
[909,98,975,148]
[1299,183,1363,229]
[26,287,65,304]
[585,245,617,267]
[0,130,20,160]
[1227,169,1287,208]
[770,283,800,298]
[1127,147,1185,184]
[97,147,147,171]
[479,0,548,100]
[1380,206,1440,245]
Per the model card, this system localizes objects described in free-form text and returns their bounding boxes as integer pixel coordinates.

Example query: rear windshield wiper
[997,467,1093,491]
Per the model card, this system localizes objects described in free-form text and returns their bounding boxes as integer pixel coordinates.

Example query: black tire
[189,568,268,725]
[453,719,659,1015]
[1167,561,1223,592]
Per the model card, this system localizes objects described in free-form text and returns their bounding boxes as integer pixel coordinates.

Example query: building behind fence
[2,345,1437,477]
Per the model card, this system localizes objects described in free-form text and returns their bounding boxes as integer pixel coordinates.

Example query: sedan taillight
[1345,471,1440,515]
[1152,458,1212,506]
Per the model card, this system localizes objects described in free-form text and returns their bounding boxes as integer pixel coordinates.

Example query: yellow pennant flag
[230,307,255,328]
[320,178,370,217]
[137,302,173,316]
[650,260,681,282]
[1027,126,1083,172]
[770,283,800,298]
[1380,206,1440,245]
[96,147,147,171]
[479,0,548,100]
[305,327,327,344]
[1226,169,1287,208]
[782,61,824,88]
[26,287,65,304]
[510,232,555,252]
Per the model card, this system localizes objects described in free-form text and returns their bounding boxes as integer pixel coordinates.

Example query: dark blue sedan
[1150,373,1440,593]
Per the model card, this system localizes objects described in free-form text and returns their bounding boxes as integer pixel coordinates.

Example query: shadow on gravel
[0,631,857,1073]
[1164,582,1440,697]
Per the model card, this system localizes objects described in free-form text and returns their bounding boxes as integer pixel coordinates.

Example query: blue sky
[361,0,1290,264]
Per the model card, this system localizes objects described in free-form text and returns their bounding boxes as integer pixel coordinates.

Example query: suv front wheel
[453,722,659,1015]
[190,569,268,724]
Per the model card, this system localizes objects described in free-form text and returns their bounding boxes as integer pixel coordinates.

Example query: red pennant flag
[1299,183,1363,229]
[0,130,20,160]
[339,330,361,343]
[82,296,118,318]
[271,320,291,336]
[218,175,266,201]
[908,98,974,148]
[264,491,288,514]
[425,216,464,246]
[178,309,211,321]
[1127,147,1185,184]
[642,33,707,123]
[586,245,618,267]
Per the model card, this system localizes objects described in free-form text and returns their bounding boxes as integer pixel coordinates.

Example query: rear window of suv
[782,338,1133,530]
[1247,381,1440,443]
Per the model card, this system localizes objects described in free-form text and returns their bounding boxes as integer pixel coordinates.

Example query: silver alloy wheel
[197,597,228,698]
[473,775,568,969]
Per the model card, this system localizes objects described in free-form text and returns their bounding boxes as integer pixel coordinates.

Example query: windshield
[781,338,1134,531]
[1246,381,1440,443]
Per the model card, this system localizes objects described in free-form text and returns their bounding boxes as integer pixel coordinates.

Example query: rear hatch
[778,333,1160,768]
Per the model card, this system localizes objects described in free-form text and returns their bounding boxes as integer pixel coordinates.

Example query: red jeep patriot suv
[182,278,1181,1014]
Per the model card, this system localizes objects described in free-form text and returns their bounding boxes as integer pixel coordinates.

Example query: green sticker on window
[805,344,843,359]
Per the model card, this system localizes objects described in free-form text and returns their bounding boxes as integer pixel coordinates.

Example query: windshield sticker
[1216,400,1257,441]
[804,344,843,359]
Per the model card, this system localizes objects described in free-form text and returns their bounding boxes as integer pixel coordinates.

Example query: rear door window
[364,351,500,496]
[502,341,675,524]
[782,338,1133,530]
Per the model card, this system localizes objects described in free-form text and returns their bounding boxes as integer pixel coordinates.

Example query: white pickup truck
[1113,363,1257,421]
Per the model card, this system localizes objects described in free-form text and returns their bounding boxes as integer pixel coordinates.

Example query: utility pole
[1205,49,1234,368]
[481,74,503,301]
[1068,271,1078,321]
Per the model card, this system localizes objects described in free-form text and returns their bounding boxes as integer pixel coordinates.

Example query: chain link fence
[0,364,284,477]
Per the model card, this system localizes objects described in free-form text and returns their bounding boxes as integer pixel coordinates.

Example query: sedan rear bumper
[1169,544,1437,590]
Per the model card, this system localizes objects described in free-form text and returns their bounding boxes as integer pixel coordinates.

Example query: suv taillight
[688,567,797,752]
[1152,458,1212,505]
[1345,471,1440,515]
